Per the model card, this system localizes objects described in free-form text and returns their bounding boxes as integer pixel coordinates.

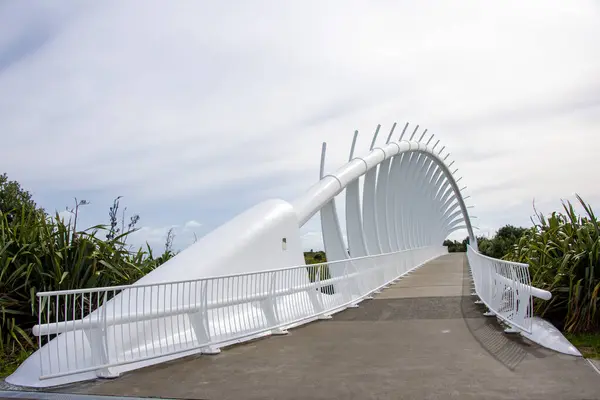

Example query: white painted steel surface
[520,317,582,357]
[16,246,446,386]
[466,246,581,356]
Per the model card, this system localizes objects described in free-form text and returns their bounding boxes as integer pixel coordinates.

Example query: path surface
[54,253,599,400]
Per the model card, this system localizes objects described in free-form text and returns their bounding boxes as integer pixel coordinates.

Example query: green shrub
[478,225,528,258]
[443,239,467,252]
[0,205,174,355]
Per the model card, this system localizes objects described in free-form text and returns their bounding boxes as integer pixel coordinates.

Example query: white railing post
[343,261,361,307]
[85,292,117,378]
[189,280,220,354]
[307,265,325,314]
[262,272,288,335]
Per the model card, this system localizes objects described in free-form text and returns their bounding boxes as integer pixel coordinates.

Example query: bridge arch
[293,128,477,263]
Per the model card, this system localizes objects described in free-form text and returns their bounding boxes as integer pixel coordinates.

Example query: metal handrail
[35,246,430,297]
[32,246,447,381]
[467,245,551,334]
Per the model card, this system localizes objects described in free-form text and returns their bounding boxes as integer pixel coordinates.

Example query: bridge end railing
[466,245,551,334]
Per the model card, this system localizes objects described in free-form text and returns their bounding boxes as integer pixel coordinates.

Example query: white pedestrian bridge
[6,122,581,389]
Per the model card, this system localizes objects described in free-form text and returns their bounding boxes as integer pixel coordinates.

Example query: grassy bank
[1,350,31,378]
[564,333,600,359]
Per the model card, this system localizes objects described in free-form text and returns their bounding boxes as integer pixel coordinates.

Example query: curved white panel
[321,200,348,262]
[346,132,369,258]
[363,165,382,255]
[375,155,392,253]
[346,179,368,258]
[319,143,349,264]
[393,153,409,249]
[386,153,401,252]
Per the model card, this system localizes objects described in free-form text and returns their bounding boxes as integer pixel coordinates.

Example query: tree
[0,173,43,223]
[478,225,528,259]
[443,239,466,252]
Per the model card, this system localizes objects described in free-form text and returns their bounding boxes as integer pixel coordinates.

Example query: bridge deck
[57,253,599,400]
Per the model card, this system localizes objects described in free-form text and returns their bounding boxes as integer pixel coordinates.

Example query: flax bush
[0,206,174,355]
[505,195,600,333]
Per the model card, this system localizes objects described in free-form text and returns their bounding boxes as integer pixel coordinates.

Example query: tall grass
[506,195,600,333]
[0,206,174,355]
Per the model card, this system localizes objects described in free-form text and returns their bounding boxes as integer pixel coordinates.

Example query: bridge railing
[466,245,551,334]
[31,246,447,381]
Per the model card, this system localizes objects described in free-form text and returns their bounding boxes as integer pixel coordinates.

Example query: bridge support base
[96,369,120,379]
[318,314,333,320]
[347,303,360,308]
[201,346,221,355]
[474,300,484,305]
[483,311,495,317]
[271,328,289,336]
[504,327,520,334]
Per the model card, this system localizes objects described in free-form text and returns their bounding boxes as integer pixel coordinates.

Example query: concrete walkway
[54,254,599,400]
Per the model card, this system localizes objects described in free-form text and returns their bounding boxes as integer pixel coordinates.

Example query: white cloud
[57,209,73,223]
[1,0,599,251]
[128,226,176,249]
[127,219,203,252]
[184,220,202,230]
[301,231,324,252]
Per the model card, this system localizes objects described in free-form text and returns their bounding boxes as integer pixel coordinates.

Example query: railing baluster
[38,295,42,378]
[72,294,78,370]
[56,294,61,373]
[162,284,169,354]
[180,282,187,349]
[64,294,70,373]
[148,286,155,356]
[46,295,51,375]
[241,275,249,334]
[119,289,125,363]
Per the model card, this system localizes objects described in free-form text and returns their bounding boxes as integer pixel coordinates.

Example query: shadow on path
[460,255,548,371]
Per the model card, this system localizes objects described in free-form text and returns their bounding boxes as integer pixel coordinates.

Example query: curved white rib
[294,140,478,258]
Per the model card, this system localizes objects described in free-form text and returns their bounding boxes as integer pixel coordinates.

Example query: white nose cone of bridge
[520,317,582,357]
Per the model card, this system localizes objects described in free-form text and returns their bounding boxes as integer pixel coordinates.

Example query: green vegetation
[564,332,600,358]
[505,195,599,334]
[478,225,528,259]
[444,225,528,257]
[0,174,177,377]
[0,173,44,225]
[444,197,600,357]
[303,250,334,294]
[304,249,327,265]
[443,239,467,253]
[0,350,30,378]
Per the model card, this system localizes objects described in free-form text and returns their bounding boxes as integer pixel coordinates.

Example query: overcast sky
[1,0,599,252]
